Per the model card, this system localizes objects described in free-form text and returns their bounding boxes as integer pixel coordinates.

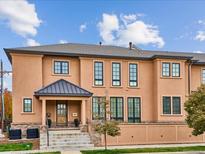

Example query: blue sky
[1,0,205,90]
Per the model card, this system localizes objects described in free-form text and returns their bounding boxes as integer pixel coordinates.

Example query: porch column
[81,100,86,125]
[42,99,46,126]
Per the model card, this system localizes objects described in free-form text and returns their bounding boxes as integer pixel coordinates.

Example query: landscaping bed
[81,146,205,154]
[0,143,32,152]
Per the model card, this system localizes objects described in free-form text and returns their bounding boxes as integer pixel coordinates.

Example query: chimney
[129,42,132,50]
[99,42,102,46]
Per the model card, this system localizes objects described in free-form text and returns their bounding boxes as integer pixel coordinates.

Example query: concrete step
[40,144,94,150]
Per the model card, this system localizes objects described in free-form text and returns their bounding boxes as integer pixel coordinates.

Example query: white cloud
[98,13,164,48]
[193,50,205,53]
[0,0,42,37]
[194,31,205,41]
[59,40,68,44]
[3,73,12,90]
[26,38,40,46]
[198,20,205,25]
[79,23,87,32]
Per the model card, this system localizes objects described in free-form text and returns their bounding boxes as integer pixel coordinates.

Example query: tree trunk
[104,133,107,150]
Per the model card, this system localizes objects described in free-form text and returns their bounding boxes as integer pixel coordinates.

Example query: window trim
[23,98,33,113]
[172,96,181,114]
[172,63,180,77]
[129,63,138,87]
[52,59,70,75]
[111,62,121,86]
[162,96,171,115]
[162,62,171,77]
[110,97,124,121]
[162,96,182,115]
[93,61,104,86]
[127,97,141,123]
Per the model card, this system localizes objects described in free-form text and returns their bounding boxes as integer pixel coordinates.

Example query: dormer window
[54,61,69,74]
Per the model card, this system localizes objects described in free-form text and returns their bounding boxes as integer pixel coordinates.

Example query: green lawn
[0,143,32,152]
[81,146,205,154]
[32,152,60,154]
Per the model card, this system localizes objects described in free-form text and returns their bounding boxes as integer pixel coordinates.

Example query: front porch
[34,79,93,128]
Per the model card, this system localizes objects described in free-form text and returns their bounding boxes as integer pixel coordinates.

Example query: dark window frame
[172,96,181,114]
[162,62,170,77]
[162,96,171,114]
[202,69,205,84]
[110,97,124,121]
[129,63,138,87]
[23,98,32,112]
[54,61,69,75]
[92,96,106,120]
[127,97,141,123]
[112,62,121,86]
[172,63,180,77]
[94,61,104,86]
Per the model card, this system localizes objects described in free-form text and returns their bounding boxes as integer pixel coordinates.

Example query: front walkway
[1,143,205,154]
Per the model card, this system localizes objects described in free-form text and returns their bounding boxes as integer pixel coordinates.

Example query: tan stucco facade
[9,52,205,145]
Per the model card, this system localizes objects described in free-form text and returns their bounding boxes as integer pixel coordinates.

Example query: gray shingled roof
[34,79,93,97]
[4,43,205,64]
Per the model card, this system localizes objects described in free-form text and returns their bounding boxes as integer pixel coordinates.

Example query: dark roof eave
[151,55,193,60]
[34,93,93,97]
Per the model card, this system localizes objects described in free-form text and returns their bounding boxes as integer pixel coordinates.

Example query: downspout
[188,61,191,95]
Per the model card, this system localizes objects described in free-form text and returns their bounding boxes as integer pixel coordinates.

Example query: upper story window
[162,62,170,77]
[110,97,123,121]
[92,97,105,120]
[162,96,181,115]
[23,98,32,112]
[112,62,121,86]
[128,97,141,123]
[129,63,138,87]
[202,69,205,84]
[94,62,103,86]
[54,61,69,74]
[172,63,180,77]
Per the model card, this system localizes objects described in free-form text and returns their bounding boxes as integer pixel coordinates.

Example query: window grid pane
[94,62,103,86]
[172,63,180,77]
[110,97,123,121]
[112,63,121,86]
[162,63,170,77]
[172,97,181,114]
[23,98,32,112]
[54,61,69,74]
[128,97,141,123]
[92,97,105,119]
[129,64,138,87]
[163,96,171,114]
[202,69,205,84]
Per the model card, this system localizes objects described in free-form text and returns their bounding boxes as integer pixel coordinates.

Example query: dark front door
[56,101,67,126]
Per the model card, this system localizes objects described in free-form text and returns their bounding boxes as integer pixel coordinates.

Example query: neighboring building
[4,43,205,145]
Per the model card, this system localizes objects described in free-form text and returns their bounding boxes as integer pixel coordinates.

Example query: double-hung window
[202,69,205,84]
[128,97,141,123]
[162,63,170,77]
[110,97,123,121]
[54,61,69,74]
[92,97,105,120]
[162,96,181,115]
[23,98,32,112]
[172,63,180,77]
[94,62,103,86]
[112,63,121,86]
[129,63,138,87]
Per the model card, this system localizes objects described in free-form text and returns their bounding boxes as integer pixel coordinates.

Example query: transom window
[163,96,181,115]
[110,97,123,121]
[172,63,180,77]
[94,62,103,86]
[112,63,121,86]
[202,69,205,84]
[128,97,141,123]
[92,97,105,120]
[54,61,69,74]
[162,63,170,77]
[129,64,138,87]
[23,98,32,112]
